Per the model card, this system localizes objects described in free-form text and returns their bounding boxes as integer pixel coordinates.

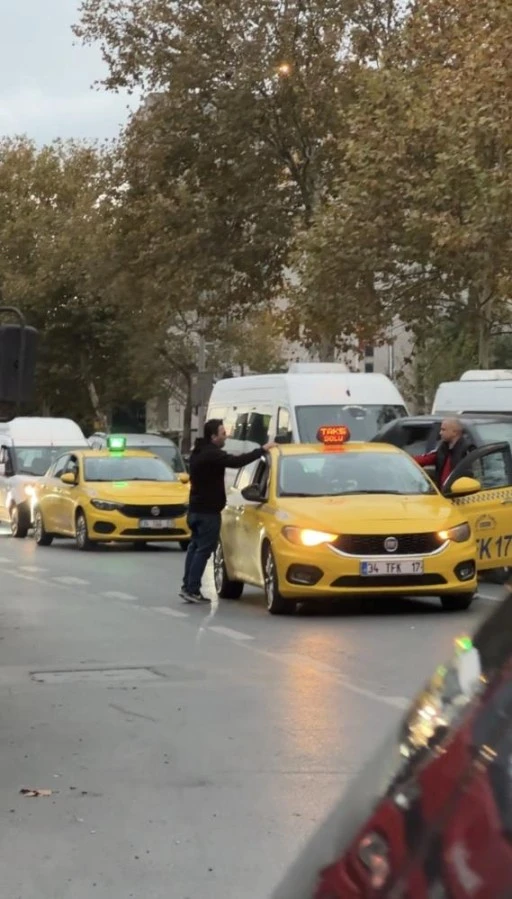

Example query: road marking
[102,590,138,601]
[19,565,47,574]
[52,576,89,586]
[477,592,502,603]
[152,606,189,619]
[208,625,254,641]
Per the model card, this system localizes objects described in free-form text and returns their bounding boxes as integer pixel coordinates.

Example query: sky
[0,0,136,144]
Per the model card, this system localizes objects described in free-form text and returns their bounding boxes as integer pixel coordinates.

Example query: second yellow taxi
[214,426,512,614]
[32,436,191,550]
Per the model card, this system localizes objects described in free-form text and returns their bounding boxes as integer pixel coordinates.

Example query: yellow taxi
[214,425,512,614]
[32,436,191,550]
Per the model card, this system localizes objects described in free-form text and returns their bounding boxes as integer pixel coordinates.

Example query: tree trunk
[181,372,193,454]
[87,381,108,432]
[317,336,337,362]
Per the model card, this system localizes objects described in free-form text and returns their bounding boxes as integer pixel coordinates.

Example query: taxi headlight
[437,522,471,543]
[91,499,122,512]
[282,526,338,547]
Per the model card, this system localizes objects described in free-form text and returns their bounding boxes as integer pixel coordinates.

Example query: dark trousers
[183,512,221,594]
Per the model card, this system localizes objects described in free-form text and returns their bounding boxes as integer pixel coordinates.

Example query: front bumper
[86,507,190,542]
[273,537,478,599]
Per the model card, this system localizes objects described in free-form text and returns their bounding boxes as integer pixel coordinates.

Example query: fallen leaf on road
[20,788,52,798]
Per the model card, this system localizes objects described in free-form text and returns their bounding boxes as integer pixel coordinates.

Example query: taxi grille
[119,504,187,519]
[331,574,446,588]
[333,533,443,556]
[121,527,187,537]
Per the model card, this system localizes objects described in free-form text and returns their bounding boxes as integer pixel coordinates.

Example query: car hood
[276,494,462,533]
[86,481,189,504]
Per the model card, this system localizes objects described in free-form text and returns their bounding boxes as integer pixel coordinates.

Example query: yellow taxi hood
[86,481,189,503]
[276,494,463,533]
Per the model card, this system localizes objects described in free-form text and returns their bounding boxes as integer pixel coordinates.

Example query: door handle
[501,499,512,505]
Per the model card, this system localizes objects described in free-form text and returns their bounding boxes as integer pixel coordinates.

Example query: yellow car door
[41,453,71,533]
[446,442,512,571]
[236,457,272,584]
[221,461,260,580]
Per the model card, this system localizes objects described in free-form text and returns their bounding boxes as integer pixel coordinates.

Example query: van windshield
[295,405,407,442]
[14,446,84,477]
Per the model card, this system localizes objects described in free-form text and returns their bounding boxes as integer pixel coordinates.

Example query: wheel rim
[76,515,86,547]
[264,549,275,609]
[214,544,224,593]
[10,506,18,536]
[34,511,42,541]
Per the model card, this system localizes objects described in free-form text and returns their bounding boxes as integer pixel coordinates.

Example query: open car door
[444,442,512,571]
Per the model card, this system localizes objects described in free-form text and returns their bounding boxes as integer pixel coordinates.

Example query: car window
[14,446,83,476]
[295,404,407,442]
[234,460,259,491]
[277,451,437,497]
[473,422,512,450]
[472,448,512,490]
[401,426,433,455]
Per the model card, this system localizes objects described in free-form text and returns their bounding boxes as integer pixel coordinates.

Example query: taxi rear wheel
[262,543,296,615]
[33,508,53,546]
[214,542,244,599]
[440,593,474,612]
[75,510,93,551]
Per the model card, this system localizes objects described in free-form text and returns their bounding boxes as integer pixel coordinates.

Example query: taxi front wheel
[214,542,244,599]
[440,593,474,612]
[33,508,53,546]
[262,543,296,615]
[75,510,93,551]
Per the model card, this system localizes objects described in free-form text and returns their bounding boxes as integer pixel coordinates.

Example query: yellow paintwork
[35,449,190,544]
[221,441,512,600]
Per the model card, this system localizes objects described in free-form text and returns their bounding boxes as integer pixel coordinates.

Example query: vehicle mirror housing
[178,472,190,484]
[61,472,76,485]
[241,484,264,503]
[445,476,481,497]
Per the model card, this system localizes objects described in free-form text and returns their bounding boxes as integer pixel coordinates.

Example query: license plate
[139,519,174,529]
[360,559,424,576]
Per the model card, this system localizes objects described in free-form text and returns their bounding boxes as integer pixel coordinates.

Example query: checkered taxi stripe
[453,487,512,506]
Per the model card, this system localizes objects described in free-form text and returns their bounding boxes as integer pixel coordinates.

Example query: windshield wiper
[279,492,321,497]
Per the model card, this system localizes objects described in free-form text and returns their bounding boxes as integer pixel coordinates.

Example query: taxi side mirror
[178,472,190,484]
[445,476,481,497]
[241,484,264,503]
[61,472,76,486]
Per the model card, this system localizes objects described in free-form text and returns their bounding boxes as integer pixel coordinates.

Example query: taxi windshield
[296,404,406,442]
[84,455,177,482]
[15,446,85,476]
[277,451,437,497]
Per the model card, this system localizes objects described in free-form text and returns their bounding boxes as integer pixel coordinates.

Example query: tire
[33,508,53,546]
[214,542,244,599]
[441,593,475,612]
[10,503,29,539]
[179,540,190,552]
[75,510,93,551]
[262,543,296,615]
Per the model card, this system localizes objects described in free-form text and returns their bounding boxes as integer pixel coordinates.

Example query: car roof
[67,449,158,459]
[275,441,402,456]
[378,414,512,428]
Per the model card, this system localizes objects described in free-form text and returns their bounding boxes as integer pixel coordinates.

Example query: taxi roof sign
[107,435,126,452]
[316,425,351,446]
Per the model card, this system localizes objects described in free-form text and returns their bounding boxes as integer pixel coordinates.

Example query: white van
[433,372,512,416]
[0,417,88,537]
[206,367,408,458]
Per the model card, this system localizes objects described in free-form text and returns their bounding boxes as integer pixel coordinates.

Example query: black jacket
[434,436,474,485]
[188,441,263,514]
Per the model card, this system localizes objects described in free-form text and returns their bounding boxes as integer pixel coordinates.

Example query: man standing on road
[180,419,276,604]
[414,417,473,488]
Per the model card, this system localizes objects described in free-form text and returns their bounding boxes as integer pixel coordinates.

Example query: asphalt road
[0,527,503,899]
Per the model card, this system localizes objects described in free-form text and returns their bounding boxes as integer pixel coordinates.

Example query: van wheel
[262,543,296,615]
[441,593,475,612]
[33,508,54,546]
[75,510,93,551]
[10,503,29,539]
[214,542,244,599]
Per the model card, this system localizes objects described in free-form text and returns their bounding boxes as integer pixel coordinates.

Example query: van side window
[276,408,292,443]
[247,412,270,445]
[233,412,248,440]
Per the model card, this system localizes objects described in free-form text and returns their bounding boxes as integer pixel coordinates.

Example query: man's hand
[262,442,278,452]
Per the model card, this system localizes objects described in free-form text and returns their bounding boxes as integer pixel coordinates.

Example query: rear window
[473,422,512,448]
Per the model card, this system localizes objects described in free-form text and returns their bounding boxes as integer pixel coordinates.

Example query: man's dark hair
[204,419,223,442]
